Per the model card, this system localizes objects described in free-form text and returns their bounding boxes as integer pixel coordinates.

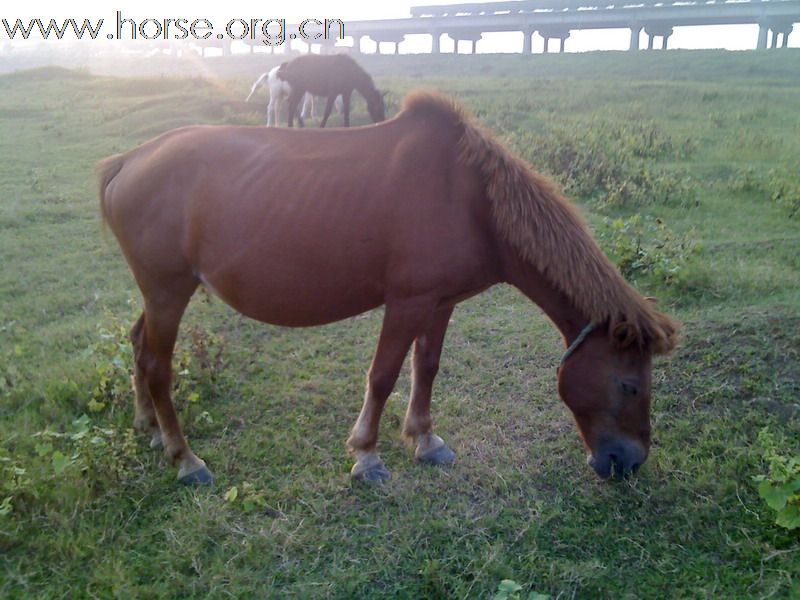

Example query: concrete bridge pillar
[539,28,570,53]
[629,25,642,51]
[372,34,405,55]
[523,28,534,54]
[782,28,792,48]
[757,24,769,49]
[460,32,483,54]
[446,32,481,54]
[760,21,794,49]
[352,35,363,54]
[431,31,441,54]
[318,39,337,55]
[645,25,673,50]
[776,23,794,48]
[661,28,673,50]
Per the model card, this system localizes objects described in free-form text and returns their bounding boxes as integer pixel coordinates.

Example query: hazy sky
[5,1,797,51]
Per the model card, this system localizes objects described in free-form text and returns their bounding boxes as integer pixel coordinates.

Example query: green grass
[1,51,799,598]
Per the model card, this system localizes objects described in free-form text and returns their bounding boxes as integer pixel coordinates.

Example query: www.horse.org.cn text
[1,12,345,46]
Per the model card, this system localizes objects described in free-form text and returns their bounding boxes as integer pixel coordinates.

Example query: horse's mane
[338,55,378,92]
[400,91,679,355]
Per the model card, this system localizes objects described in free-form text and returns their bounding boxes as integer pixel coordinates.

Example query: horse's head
[557,321,660,480]
[366,90,387,123]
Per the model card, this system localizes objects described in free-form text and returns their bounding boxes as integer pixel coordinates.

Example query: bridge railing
[410,0,793,18]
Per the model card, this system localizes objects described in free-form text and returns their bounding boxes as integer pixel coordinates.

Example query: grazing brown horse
[97,91,678,485]
[276,54,385,128]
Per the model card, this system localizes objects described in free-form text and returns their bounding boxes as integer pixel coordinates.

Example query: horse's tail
[95,153,125,226]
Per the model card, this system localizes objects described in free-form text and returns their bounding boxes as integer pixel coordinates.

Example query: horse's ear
[611,322,638,350]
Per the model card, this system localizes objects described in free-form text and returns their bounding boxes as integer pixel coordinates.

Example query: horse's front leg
[347,298,436,482]
[319,95,336,128]
[403,306,457,466]
[286,88,304,128]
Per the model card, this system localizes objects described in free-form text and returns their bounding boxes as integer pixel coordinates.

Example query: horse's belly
[197,255,386,327]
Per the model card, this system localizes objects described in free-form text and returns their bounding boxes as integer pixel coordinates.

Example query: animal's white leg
[301,93,314,120]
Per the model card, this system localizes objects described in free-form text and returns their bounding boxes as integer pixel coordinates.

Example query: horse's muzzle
[587,438,647,480]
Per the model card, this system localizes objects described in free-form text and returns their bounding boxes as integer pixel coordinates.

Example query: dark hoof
[352,462,391,483]
[178,465,214,485]
[417,444,456,466]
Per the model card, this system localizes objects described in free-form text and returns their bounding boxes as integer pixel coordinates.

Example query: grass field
[1,50,799,598]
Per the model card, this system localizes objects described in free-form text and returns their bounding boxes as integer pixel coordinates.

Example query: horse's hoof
[416,444,456,466]
[149,431,164,450]
[178,464,214,485]
[351,462,391,483]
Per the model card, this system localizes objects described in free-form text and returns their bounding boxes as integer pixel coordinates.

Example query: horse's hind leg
[130,313,162,449]
[341,92,351,127]
[347,299,436,482]
[137,278,212,484]
[402,306,456,466]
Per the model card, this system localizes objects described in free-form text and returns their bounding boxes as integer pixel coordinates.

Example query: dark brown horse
[97,91,678,485]
[276,54,385,128]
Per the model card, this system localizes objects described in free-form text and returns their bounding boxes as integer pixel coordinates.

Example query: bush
[597,214,700,287]
[0,415,141,520]
[730,166,800,218]
[753,428,800,530]
[507,119,696,210]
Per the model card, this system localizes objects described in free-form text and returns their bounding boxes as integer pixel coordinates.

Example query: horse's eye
[612,375,639,396]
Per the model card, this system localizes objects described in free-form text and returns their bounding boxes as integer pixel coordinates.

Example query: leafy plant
[173,323,225,410]
[0,414,141,520]
[597,214,700,287]
[753,428,800,530]
[223,482,268,513]
[85,316,133,414]
[494,579,550,600]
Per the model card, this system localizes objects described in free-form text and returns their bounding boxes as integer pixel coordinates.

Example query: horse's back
[101,120,494,326]
[279,54,365,96]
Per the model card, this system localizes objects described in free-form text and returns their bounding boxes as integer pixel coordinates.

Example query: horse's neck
[500,245,589,346]
[354,75,376,97]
